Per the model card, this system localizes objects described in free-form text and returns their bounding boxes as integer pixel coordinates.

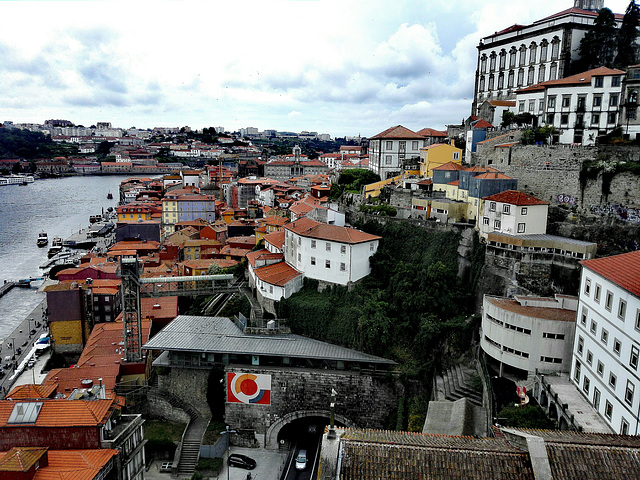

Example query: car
[15,348,21,355]
[0,370,5,378]
[295,449,307,471]
[30,329,36,336]
[21,341,28,347]
[227,454,256,470]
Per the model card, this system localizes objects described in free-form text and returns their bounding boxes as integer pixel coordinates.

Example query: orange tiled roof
[264,230,285,250]
[253,261,302,286]
[0,447,47,472]
[246,249,284,268]
[483,190,548,205]
[370,125,424,139]
[432,162,465,171]
[487,100,516,107]
[465,166,500,172]
[416,128,446,137]
[6,384,57,400]
[477,130,521,145]
[473,172,513,179]
[472,119,493,129]
[0,399,115,427]
[517,66,625,93]
[44,365,121,398]
[284,217,381,244]
[580,250,640,298]
[34,449,118,480]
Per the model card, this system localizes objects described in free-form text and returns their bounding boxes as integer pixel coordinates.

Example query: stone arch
[558,416,569,431]
[265,410,356,449]
[548,402,558,421]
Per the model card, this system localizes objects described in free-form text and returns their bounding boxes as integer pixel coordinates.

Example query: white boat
[0,174,35,186]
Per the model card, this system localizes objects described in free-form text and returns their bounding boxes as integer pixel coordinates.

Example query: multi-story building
[481,294,578,376]
[571,250,640,435]
[480,190,549,239]
[368,126,425,179]
[621,63,640,139]
[473,1,623,114]
[515,66,624,145]
[419,142,462,178]
[265,146,328,181]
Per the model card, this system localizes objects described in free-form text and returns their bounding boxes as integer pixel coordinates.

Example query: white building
[283,217,381,286]
[571,250,640,435]
[516,66,624,145]
[473,1,623,114]
[368,125,424,179]
[482,294,578,375]
[480,190,549,239]
[246,249,303,306]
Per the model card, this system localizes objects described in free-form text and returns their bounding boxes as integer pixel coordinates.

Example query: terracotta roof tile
[264,230,285,250]
[33,449,118,480]
[370,125,424,140]
[474,172,513,180]
[0,447,47,472]
[580,250,640,298]
[253,261,302,286]
[6,384,57,400]
[416,128,447,137]
[0,399,115,427]
[432,162,466,171]
[483,190,548,205]
[284,217,381,244]
[472,119,494,129]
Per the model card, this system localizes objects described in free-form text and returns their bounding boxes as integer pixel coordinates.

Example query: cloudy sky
[0,0,631,137]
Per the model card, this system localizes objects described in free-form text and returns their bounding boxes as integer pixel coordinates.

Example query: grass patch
[144,420,187,457]
[202,420,227,445]
[196,457,223,473]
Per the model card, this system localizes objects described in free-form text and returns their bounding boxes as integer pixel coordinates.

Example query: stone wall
[147,388,191,424]
[224,366,403,437]
[157,367,212,418]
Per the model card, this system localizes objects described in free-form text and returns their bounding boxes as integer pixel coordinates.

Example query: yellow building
[161,197,178,237]
[419,143,462,178]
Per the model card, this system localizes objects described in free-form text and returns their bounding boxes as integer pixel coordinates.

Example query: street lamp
[220,425,236,480]
[328,388,338,440]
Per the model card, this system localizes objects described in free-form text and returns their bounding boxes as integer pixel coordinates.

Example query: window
[636,309,640,331]
[618,299,627,320]
[551,40,559,60]
[583,376,590,394]
[608,112,617,124]
[605,291,613,311]
[600,328,607,344]
[613,338,622,355]
[591,319,597,334]
[326,242,331,252]
[490,53,496,71]
[519,46,526,66]
[592,113,600,124]
[297,253,301,262]
[517,69,524,86]
[480,55,487,73]
[269,285,273,294]
[503,204,510,214]
[610,94,619,106]
[609,373,617,389]
[494,220,501,230]
[298,237,301,246]
[412,141,419,150]
[594,284,601,303]
[549,63,557,80]
[483,217,489,225]
[586,350,593,365]
[597,360,604,376]
[521,207,527,215]
[508,70,514,88]
[528,68,535,85]
[370,243,374,252]
[548,96,556,108]
[561,114,569,125]
[385,155,392,165]
[631,346,639,370]
[510,49,517,67]
[310,257,316,266]
[621,418,629,435]
[574,361,581,381]
[625,380,635,406]
[498,73,504,89]
[311,240,316,248]
[581,307,587,326]
[593,95,602,108]
[562,96,571,108]
[340,262,346,272]
[386,141,393,150]
[584,278,591,296]
[325,260,331,268]
[578,336,584,354]
[538,64,546,83]
[519,101,525,112]
[593,387,601,409]
[528,99,535,111]
[499,50,506,69]
[488,76,495,90]
[340,245,346,254]
[605,400,613,420]
[529,44,537,63]
[612,76,621,87]
[540,42,548,61]
[594,76,604,87]
[489,202,496,212]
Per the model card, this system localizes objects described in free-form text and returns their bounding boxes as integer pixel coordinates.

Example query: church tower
[574,0,604,11]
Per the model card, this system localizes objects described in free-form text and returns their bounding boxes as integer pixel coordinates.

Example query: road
[0,298,48,396]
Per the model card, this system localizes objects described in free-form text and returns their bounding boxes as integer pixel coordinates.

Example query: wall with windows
[571,264,640,435]
[480,200,548,239]
[368,138,423,180]
[481,294,577,374]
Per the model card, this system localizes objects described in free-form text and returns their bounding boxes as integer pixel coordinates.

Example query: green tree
[576,8,618,71]
[501,111,516,128]
[615,1,640,68]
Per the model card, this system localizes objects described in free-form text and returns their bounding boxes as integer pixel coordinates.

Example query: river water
[0,175,133,344]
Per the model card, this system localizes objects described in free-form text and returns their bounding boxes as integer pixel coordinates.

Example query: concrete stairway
[241,286,263,324]
[177,417,210,478]
[435,364,483,407]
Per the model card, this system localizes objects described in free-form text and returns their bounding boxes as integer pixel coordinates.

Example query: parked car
[228,454,256,470]
[295,449,308,471]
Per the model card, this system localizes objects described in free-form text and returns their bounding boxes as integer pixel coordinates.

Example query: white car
[295,450,307,471]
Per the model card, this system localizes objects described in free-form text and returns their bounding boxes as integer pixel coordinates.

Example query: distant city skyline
[0,0,630,137]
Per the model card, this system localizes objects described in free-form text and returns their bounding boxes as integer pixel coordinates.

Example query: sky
[0,0,632,137]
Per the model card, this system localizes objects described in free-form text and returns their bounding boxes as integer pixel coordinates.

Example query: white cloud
[0,0,632,136]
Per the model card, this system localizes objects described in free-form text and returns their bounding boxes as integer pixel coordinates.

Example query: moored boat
[0,174,35,186]
[37,231,48,247]
[47,237,64,257]
[107,191,113,199]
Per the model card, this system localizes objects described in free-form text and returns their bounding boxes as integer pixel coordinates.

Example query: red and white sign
[227,372,271,405]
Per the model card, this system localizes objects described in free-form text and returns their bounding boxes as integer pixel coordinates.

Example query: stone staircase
[434,363,483,407]
[241,286,263,323]
[177,417,210,478]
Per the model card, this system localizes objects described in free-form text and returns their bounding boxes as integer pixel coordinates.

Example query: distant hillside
[0,128,77,159]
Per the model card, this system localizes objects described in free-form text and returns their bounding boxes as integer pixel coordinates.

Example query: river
[0,175,135,344]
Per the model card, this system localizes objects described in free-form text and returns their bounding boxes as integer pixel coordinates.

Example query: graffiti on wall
[556,194,577,205]
[589,204,640,223]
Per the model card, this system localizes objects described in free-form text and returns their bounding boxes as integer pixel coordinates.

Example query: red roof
[370,125,424,140]
[416,128,446,137]
[0,399,115,427]
[472,119,494,129]
[487,100,516,107]
[432,162,466,171]
[517,66,625,93]
[284,217,381,244]
[474,172,513,180]
[483,190,548,205]
[253,261,302,286]
[580,250,640,298]
[264,230,285,250]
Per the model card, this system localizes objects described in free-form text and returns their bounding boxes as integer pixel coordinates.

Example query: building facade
[368,125,425,179]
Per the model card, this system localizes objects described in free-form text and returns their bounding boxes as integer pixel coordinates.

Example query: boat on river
[47,237,64,258]
[36,232,48,247]
[0,174,34,186]
[107,191,113,199]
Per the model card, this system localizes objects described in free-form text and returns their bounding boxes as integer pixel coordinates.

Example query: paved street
[0,298,48,397]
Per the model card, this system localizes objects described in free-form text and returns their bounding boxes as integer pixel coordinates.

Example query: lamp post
[220,425,236,480]
[327,388,338,440]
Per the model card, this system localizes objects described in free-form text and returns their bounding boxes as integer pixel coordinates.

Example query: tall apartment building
[473,1,623,114]
[571,251,640,435]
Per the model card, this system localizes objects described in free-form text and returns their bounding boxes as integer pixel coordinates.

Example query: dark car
[228,454,256,470]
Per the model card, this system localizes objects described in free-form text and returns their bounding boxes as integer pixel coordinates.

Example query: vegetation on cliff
[0,128,78,160]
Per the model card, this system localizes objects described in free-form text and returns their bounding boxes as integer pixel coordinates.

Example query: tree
[576,8,618,71]
[501,111,516,129]
[615,1,640,68]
